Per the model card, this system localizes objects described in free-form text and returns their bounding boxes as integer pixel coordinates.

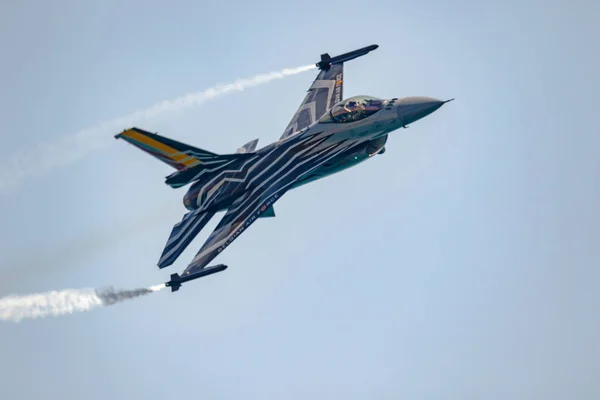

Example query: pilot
[344,100,358,112]
[343,99,368,122]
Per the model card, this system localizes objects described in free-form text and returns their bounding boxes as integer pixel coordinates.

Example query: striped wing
[280,64,343,140]
[180,131,356,274]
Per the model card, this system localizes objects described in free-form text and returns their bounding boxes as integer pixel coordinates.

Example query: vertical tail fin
[235,139,259,154]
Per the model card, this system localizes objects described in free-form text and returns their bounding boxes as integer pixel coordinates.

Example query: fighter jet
[115,45,452,291]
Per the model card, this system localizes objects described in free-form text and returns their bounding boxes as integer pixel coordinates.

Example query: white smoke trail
[0,64,316,194]
[0,284,165,323]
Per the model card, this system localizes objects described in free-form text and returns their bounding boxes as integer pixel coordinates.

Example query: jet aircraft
[115,45,452,291]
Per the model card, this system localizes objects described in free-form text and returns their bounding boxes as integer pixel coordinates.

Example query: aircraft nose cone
[395,96,449,125]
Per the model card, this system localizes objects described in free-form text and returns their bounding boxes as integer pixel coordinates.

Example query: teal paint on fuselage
[290,150,374,190]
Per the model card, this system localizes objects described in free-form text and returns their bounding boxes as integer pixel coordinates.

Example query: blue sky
[1,0,599,398]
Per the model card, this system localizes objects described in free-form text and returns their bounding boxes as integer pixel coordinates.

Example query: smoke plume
[94,285,165,306]
[0,284,165,323]
[0,64,315,194]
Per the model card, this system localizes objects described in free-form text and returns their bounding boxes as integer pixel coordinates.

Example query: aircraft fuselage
[114,43,454,278]
[183,96,448,213]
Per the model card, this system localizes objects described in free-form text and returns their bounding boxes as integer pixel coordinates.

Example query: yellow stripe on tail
[115,127,218,170]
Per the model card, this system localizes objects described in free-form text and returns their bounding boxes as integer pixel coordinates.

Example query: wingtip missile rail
[165,264,228,292]
[316,44,379,70]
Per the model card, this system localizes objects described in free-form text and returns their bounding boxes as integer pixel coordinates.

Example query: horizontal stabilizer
[115,127,218,170]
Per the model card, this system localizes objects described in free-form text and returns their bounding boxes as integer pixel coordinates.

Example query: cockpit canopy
[320,95,384,123]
